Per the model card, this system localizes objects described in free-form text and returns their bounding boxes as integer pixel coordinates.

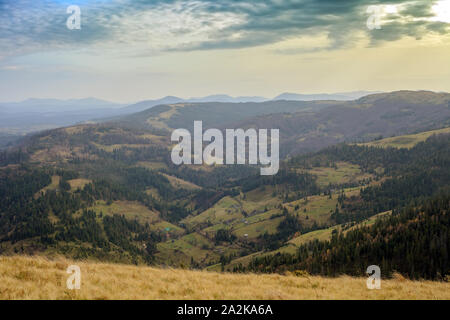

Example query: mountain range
[0,91,380,135]
[114,90,450,156]
[120,91,379,114]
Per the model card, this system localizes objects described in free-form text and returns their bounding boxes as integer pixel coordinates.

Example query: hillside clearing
[88,200,160,224]
[360,127,450,149]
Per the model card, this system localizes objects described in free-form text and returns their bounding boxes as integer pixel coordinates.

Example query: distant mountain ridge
[0,98,128,135]
[113,90,450,157]
[274,91,381,101]
[0,91,379,115]
[121,95,268,113]
[121,91,382,113]
[4,90,449,139]
[0,98,125,113]
[188,94,268,103]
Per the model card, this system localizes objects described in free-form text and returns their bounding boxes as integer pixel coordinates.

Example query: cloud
[367,1,450,46]
[180,0,450,51]
[0,0,113,58]
[1,65,24,70]
[0,0,448,59]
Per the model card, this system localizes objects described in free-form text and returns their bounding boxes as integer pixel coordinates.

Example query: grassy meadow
[360,127,450,149]
[0,255,449,300]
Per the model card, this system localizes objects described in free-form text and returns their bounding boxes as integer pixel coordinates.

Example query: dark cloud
[399,2,434,18]
[182,0,448,51]
[0,0,448,58]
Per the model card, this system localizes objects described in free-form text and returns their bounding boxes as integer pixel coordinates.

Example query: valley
[0,91,449,287]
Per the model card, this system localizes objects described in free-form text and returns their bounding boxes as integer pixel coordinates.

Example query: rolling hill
[0,90,449,283]
[360,127,450,149]
[112,90,450,156]
[274,91,380,101]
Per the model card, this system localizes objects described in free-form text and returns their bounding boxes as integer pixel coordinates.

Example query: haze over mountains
[0,91,380,135]
[0,98,126,137]
[0,98,125,113]
[1,90,448,153]
[273,91,380,102]
[1,90,447,165]
[121,91,379,114]
[116,90,450,156]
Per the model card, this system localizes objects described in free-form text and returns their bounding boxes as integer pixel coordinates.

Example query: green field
[285,194,338,225]
[182,197,244,228]
[162,173,201,190]
[306,162,372,187]
[240,186,281,213]
[88,200,160,224]
[233,216,284,239]
[361,127,450,149]
[155,232,237,266]
[136,161,168,171]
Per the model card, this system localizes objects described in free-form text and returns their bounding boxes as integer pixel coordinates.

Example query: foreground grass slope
[1,256,449,300]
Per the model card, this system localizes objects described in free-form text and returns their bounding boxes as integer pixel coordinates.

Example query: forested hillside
[245,194,449,280]
[0,92,449,280]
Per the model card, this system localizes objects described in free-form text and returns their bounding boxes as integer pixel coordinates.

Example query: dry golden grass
[0,256,449,300]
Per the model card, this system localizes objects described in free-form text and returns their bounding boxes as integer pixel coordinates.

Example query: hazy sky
[0,0,449,103]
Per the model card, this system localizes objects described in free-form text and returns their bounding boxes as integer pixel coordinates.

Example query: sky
[0,0,449,103]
